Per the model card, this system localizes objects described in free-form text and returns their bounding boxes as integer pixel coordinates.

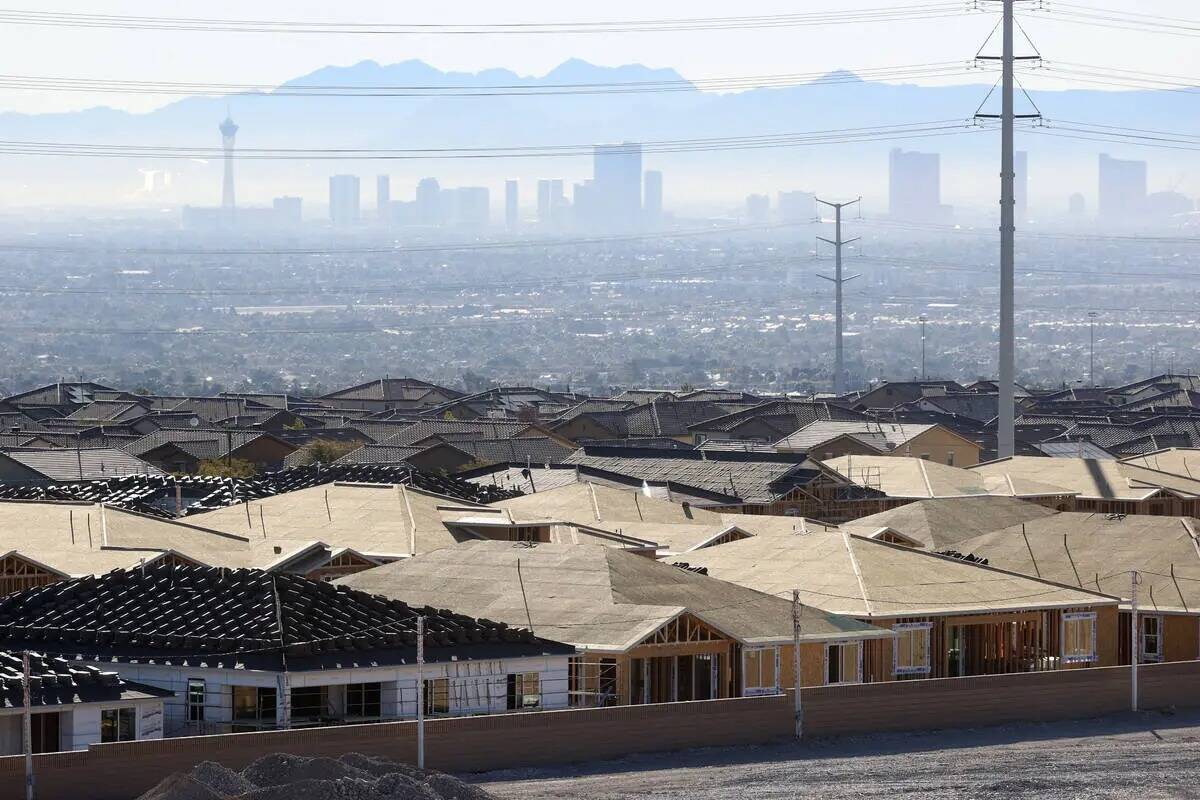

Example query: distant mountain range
[0,59,1192,209]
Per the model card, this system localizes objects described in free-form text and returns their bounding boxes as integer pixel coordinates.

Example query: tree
[198,459,259,478]
[292,440,360,466]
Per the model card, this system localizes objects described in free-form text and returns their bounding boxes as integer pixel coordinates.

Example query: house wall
[106,655,570,737]
[9,662,1200,800]
[0,699,163,755]
[905,429,982,467]
[1164,614,1200,662]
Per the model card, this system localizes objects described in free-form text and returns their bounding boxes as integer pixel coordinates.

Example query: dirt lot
[476,710,1200,800]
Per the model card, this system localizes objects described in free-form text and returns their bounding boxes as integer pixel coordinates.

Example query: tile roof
[774,421,940,452]
[0,447,164,482]
[689,400,867,435]
[563,448,829,504]
[0,562,570,670]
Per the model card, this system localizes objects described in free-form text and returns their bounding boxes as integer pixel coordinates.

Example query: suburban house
[969,456,1200,516]
[0,650,171,754]
[774,420,984,467]
[337,541,893,705]
[318,378,464,413]
[681,529,1120,681]
[0,563,574,736]
[127,430,298,475]
[951,512,1200,665]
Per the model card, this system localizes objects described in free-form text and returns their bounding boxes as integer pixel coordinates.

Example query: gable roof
[0,562,569,671]
[775,420,965,453]
[687,400,867,436]
[680,529,1117,618]
[839,496,1060,550]
[823,455,1075,500]
[969,456,1200,501]
[0,447,164,482]
[563,448,834,505]
[954,513,1200,613]
[336,541,888,651]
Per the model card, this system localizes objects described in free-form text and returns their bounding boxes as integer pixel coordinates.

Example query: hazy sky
[1,0,1197,114]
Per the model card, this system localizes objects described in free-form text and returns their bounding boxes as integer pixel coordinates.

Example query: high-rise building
[455,187,490,231]
[1098,153,1147,221]
[643,170,663,226]
[746,194,770,225]
[537,180,553,225]
[219,115,238,219]
[777,190,816,224]
[591,143,643,230]
[273,196,302,224]
[329,175,361,226]
[415,178,442,226]
[1014,151,1028,221]
[376,175,391,218]
[505,180,519,232]
[889,148,945,222]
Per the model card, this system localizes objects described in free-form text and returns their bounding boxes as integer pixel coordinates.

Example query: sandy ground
[475,710,1200,799]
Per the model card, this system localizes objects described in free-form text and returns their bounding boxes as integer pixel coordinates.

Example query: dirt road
[476,710,1200,799]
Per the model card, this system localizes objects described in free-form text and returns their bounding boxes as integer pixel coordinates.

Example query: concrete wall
[3,662,1199,800]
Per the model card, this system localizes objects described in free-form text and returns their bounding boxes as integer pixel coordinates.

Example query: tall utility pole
[416,615,426,770]
[791,590,803,740]
[1088,311,1099,387]
[919,315,928,380]
[1130,571,1139,712]
[815,197,861,396]
[976,0,1039,459]
[22,651,33,800]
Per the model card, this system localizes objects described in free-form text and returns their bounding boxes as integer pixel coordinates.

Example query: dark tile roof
[562,446,831,504]
[0,563,571,670]
[688,401,867,435]
[381,419,533,446]
[126,429,291,460]
[0,650,172,709]
[320,378,463,403]
[0,447,164,482]
[446,436,576,466]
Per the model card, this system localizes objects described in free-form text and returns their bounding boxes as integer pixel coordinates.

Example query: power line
[0,62,984,97]
[1032,3,1200,38]
[858,218,1200,244]
[0,120,984,160]
[0,4,978,35]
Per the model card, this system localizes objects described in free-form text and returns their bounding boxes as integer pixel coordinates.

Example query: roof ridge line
[840,527,873,618]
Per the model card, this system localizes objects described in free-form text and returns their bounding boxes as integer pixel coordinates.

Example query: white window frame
[1141,615,1165,663]
[741,646,781,696]
[1061,611,1098,664]
[892,622,934,676]
[824,640,863,685]
[186,678,205,723]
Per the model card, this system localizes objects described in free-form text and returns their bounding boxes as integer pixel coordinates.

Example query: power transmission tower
[816,197,861,395]
[975,0,1040,459]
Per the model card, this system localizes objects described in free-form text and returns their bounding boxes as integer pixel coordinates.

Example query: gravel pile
[138,753,498,800]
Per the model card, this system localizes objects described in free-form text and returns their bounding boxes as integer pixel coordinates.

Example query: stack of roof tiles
[0,563,564,670]
[0,650,132,708]
[0,464,520,518]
